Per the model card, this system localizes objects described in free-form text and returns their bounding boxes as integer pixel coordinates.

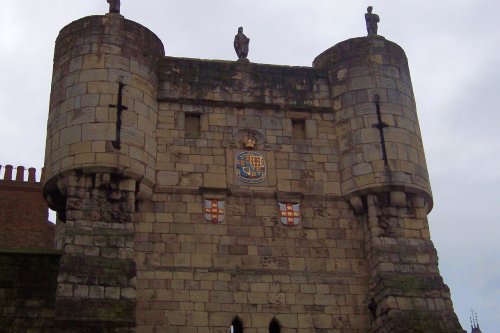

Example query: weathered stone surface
[0,252,60,332]
[53,173,137,331]
[37,12,462,333]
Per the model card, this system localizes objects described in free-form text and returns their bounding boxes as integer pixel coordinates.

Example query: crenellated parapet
[0,164,42,183]
[0,165,54,250]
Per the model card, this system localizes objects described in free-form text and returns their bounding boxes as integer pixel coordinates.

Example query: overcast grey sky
[0,1,498,331]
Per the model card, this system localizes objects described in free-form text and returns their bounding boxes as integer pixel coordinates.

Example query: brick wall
[0,165,55,249]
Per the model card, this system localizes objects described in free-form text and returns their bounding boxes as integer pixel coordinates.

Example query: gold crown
[242,137,257,149]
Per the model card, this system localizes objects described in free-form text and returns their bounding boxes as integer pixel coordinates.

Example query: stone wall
[135,196,369,331]
[156,57,339,195]
[132,57,372,332]
[0,250,60,332]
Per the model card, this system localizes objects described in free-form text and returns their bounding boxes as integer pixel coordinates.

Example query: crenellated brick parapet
[0,165,54,250]
[0,164,42,182]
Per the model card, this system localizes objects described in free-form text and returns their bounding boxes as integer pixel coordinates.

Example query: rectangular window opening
[292,119,306,139]
[185,113,201,138]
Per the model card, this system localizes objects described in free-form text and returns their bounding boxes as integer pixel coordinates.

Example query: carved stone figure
[234,27,250,62]
[365,6,380,36]
[107,0,120,14]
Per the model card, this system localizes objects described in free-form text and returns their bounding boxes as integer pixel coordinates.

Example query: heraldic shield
[204,199,225,224]
[278,202,301,226]
[235,151,266,184]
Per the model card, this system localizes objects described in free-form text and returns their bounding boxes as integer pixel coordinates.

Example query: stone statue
[234,27,250,62]
[365,6,380,36]
[107,0,120,14]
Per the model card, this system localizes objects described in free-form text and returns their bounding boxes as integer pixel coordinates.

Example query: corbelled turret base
[53,172,137,332]
[353,192,464,333]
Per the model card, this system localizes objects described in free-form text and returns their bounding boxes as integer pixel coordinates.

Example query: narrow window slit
[109,82,127,150]
[372,94,389,165]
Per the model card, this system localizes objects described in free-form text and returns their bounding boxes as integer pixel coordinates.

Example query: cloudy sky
[0,0,498,331]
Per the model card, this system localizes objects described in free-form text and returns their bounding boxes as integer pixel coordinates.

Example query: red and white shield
[204,199,225,224]
[278,202,301,226]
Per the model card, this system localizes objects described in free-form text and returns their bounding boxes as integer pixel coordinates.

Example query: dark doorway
[231,317,243,333]
[269,318,281,333]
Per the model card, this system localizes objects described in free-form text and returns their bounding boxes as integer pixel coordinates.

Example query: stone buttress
[42,13,164,331]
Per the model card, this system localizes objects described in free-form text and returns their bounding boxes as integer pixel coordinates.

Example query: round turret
[43,14,164,211]
[313,37,432,209]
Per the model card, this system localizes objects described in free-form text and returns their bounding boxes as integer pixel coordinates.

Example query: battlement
[0,164,54,250]
[0,164,43,183]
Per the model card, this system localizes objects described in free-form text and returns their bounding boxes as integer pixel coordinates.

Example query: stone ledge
[158,97,334,113]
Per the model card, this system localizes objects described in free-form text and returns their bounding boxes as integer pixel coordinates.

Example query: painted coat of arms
[235,151,266,184]
[204,199,225,224]
[278,202,301,226]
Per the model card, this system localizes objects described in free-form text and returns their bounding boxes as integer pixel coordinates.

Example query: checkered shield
[278,202,301,226]
[204,199,225,224]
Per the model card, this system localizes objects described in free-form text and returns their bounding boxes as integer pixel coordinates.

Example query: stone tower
[43,12,164,331]
[42,9,464,333]
[313,38,463,333]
